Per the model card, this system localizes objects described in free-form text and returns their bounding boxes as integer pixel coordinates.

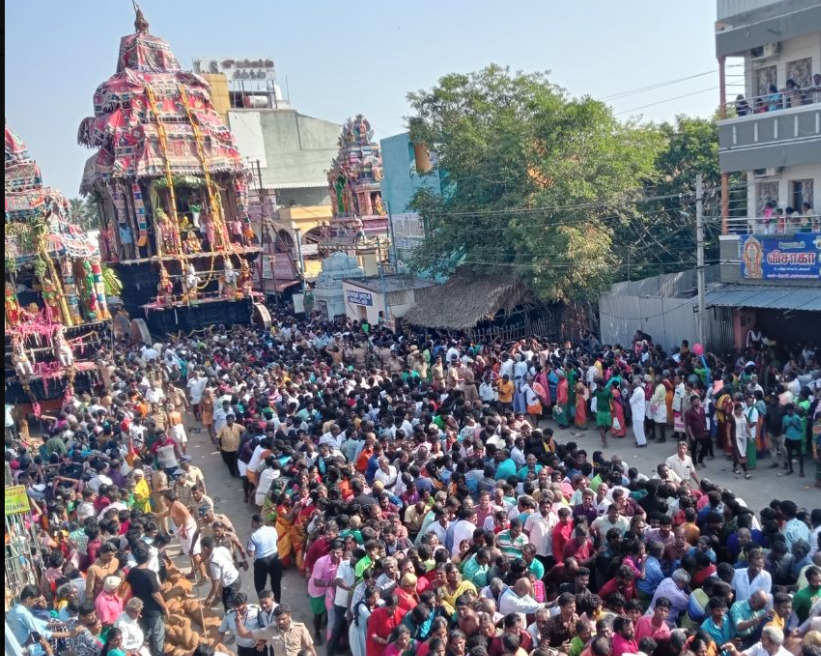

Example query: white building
[340,275,436,327]
[716,0,821,217]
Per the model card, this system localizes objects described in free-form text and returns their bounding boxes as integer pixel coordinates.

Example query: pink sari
[611,388,628,438]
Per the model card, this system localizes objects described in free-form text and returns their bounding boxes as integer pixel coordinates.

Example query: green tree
[614,115,746,280]
[68,197,101,232]
[407,65,664,302]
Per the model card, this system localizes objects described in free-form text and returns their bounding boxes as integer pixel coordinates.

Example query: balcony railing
[723,215,820,235]
[717,0,782,21]
[724,87,821,118]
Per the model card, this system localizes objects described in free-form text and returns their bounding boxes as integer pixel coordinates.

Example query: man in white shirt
[88,464,113,494]
[114,599,149,656]
[732,548,772,602]
[524,497,557,566]
[451,507,478,557]
[187,372,208,421]
[721,625,791,656]
[374,457,398,489]
[666,441,699,484]
[500,354,515,379]
[329,557,355,654]
[212,400,231,435]
[201,536,242,612]
[499,578,553,624]
[319,425,345,451]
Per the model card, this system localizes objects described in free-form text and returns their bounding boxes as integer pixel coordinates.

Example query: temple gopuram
[323,114,389,255]
[77,7,261,333]
[5,124,110,407]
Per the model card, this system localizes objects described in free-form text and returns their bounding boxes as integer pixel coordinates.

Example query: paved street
[176,416,819,628]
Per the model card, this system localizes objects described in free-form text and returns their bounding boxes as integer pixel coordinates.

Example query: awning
[274,280,301,293]
[705,285,821,312]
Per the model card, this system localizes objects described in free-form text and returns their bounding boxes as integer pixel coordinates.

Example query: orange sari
[275,504,298,569]
[574,382,588,428]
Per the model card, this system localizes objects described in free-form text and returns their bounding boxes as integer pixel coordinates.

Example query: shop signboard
[347,290,373,306]
[740,232,820,280]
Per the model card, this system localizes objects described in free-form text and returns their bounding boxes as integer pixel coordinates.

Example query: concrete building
[599,1,821,353]
[711,0,821,348]
[380,132,445,263]
[340,275,437,327]
[193,57,342,286]
[313,252,365,321]
[716,0,821,219]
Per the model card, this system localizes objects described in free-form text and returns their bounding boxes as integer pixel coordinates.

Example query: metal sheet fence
[599,293,737,355]
[598,294,699,352]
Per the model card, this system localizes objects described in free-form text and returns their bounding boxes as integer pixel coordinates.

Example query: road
[176,417,820,628]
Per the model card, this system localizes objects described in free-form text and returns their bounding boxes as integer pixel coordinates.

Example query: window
[755,65,777,98]
[387,290,407,306]
[755,181,779,215]
[791,179,814,212]
[786,58,812,88]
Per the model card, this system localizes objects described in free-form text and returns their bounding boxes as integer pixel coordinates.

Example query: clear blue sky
[6,1,725,197]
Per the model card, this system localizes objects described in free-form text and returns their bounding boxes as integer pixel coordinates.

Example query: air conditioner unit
[751,43,781,60]
[753,167,783,178]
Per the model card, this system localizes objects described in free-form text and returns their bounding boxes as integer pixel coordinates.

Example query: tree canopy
[69,197,101,233]
[406,66,740,300]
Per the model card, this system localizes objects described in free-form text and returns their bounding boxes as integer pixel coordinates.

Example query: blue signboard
[740,232,821,280]
[347,290,373,306]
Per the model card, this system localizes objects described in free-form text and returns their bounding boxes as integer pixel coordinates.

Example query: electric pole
[696,174,706,347]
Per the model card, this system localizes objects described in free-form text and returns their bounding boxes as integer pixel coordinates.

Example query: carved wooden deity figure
[182,264,200,302]
[54,327,74,367]
[5,282,21,328]
[220,258,238,297]
[184,230,202,254]
[12,336,34,379]
[157,267,174,305]
[41,277,63,324]
[157,209,181,255]
[80,260,99,321]
[239,258,253,298]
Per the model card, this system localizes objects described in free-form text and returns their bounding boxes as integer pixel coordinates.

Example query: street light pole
[385,199,398,269]
[696,173,707,347]
[294,227,305,292]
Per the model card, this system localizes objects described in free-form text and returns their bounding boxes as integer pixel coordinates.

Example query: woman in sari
[555,372,570,429]
[610,387,628,438]
[664,377,675,428]
[130,470,152,513]
[201,388,215,443]
[274,492,300,568]
[566,367,578,426]
[534,366,551,416]
[574,379,588,429]
[521,377,543,428]
[292,488,320,574]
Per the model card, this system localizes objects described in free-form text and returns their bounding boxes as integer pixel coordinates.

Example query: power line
[616,87,718,115]
[602,70,718,101]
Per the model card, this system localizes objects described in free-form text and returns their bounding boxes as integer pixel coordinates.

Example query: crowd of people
[4,310,821,656]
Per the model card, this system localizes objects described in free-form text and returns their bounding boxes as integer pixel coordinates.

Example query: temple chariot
[77,7,262,333]
[5,124,110,406]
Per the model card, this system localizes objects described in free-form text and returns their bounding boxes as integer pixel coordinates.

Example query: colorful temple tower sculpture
[77,7,261,332]
[323,115,389,254]
[5,123,110,405]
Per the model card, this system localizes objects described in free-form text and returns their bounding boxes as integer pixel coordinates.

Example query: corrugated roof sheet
[268,181,328,189]
[705,285,821,311]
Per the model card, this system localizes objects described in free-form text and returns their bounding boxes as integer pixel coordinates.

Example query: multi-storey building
[709,0,821,346]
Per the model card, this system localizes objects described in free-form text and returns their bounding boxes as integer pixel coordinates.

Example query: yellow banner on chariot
[5,485,31,516]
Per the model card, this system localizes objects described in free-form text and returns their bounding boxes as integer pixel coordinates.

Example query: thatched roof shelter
[403,273,536,330]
